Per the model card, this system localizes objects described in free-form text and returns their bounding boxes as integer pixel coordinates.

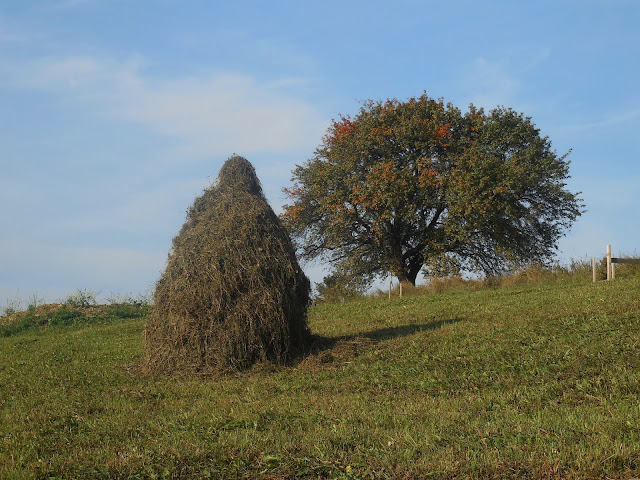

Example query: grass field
[1,276,640,479]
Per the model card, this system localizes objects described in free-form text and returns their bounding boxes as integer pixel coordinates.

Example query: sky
[1,0,639,305]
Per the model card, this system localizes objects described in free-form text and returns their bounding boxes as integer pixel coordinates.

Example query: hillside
[1,277,639,479]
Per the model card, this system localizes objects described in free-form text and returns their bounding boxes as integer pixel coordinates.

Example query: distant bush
[105,304,148,320]
[105,291,150,307]
[27,292,43,311]
[65,289,99,308]
[47,307,87,327]
[315,272,367,302]
[1,294,23,318]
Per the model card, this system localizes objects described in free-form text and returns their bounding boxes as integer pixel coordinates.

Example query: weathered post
[607,245,612,281]
[592,257,597,283]
[612,260,616,280]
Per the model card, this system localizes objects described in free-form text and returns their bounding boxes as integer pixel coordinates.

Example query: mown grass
[1,276,640,479]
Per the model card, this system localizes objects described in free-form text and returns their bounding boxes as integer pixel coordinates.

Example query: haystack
[145,156,311,374]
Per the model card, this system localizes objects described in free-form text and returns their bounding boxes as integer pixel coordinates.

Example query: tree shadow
[298,317,464,370]
[341,317,464,342]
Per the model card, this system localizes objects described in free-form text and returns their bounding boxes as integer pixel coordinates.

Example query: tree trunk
[391,240,423,286]
[397,265,420,287]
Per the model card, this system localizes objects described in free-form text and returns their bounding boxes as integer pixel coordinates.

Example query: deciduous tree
[282,93,583,286]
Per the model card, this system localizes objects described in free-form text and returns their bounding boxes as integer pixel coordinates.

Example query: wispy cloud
[119,72,325,157]
[0,29,25,43]
[560,108,640,133]
[461,48,551,110]
[463,57,522,109]
[0,16,31,43]
[1,54,145,94]
[0,239,164,294]
[53,0,94,8]
[1,54,325,159]
[63,179,208,234]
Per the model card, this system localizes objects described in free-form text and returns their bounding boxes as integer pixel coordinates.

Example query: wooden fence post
[612,261,616,280]
[592,257,597,283]
[603,245,640,281]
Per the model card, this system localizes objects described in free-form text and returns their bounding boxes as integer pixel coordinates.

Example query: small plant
[47,306,88,327]
[27,292,43,311]
[105,291,150,307]
[65,289,99,308]
[1,294,22,318]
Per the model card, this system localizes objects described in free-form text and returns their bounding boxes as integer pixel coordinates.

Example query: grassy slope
[1,278,639,479]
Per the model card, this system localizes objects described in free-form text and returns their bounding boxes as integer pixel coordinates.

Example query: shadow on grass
[344,317,464,342]
[298,317,464,370]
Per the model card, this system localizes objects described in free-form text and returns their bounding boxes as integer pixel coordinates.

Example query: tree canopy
[281,93,583,286]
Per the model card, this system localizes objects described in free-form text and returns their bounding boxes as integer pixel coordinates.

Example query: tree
[315,271,368,302]
[281,93,583,286]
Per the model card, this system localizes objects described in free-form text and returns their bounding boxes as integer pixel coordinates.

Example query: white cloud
[461,48,551,111]
[0,28,26,43]
[68,246,165,278]
[0,239,165,300]
[0,239,163,274]
[0,14,33,44]
[1,54,145,95]
[119,73,325,157]
[53,0,94,9]
[560,108,640,134]
[464,57,521,109]
[1,54,325,159]
[521,48,552,73]
[0,52,328,302]
[64,179,208,233]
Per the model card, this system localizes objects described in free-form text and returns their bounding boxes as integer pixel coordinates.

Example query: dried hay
[145,156,311,374]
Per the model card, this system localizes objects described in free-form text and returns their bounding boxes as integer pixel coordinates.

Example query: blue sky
[1,0,639,304]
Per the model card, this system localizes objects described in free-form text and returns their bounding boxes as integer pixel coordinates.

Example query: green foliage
[65,288,100,308]
[0,303,149,337]
[2,277,640,479]
[282,93,584,286]
[46,306,87,326]
[105,303,148,320]
[106,291,151,307]
[315,272,367,302]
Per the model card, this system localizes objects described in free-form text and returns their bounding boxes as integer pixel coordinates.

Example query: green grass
[1,277,640,479]
[0,304,149,337]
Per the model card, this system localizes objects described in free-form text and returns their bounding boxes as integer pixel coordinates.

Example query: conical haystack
[145,156,311,374]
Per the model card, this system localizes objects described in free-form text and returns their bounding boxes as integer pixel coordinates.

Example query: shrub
[315,272,367,302]
[145,156,311,374]
[65,289,99,308]
[105,291,150,307]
